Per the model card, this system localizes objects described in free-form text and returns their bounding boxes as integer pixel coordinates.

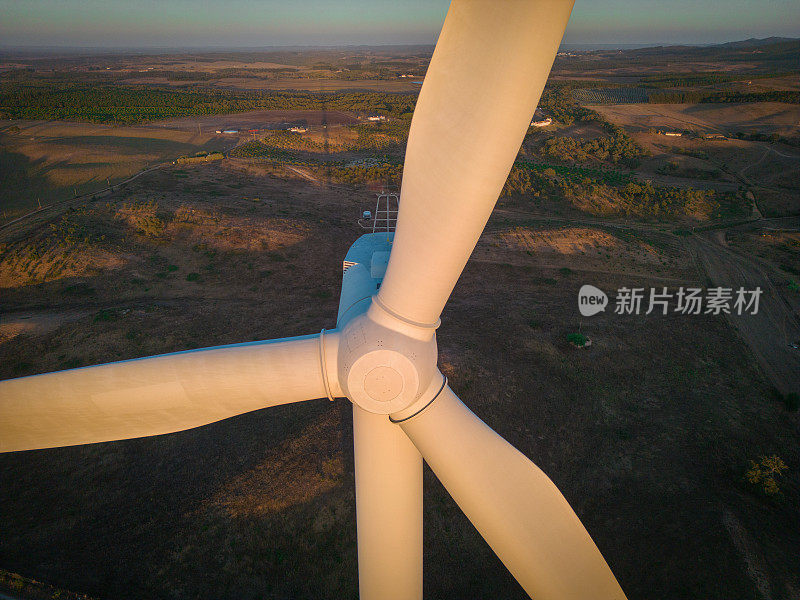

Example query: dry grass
[0,122,230,223]
[475,223,694,283]
[589,102,800,137]
[1,162,798,600]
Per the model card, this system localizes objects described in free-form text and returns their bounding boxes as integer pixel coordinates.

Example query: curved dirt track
[691,232,800,395]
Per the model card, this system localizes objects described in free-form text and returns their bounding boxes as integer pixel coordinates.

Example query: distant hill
[714,37,799,48]
[627,37,799,55]
[615,37,800,72]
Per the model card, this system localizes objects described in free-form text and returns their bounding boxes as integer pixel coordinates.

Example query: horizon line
[1,36,796,54]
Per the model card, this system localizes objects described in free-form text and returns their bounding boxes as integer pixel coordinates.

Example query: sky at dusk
[1,0,798,48]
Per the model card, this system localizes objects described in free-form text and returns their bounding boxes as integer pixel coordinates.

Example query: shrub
[116,201,167,237]
[566,332,588,347]
[745,455,788,495]
[93,309,118,322]
[785,392,799,412]
[185,272,201,282]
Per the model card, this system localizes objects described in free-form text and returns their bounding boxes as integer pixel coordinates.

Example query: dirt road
[691,232,800,396]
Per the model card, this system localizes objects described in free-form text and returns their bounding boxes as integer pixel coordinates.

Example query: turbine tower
[0,1,627,598]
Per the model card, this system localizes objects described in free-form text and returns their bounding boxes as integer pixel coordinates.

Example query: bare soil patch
[590,102,800,137]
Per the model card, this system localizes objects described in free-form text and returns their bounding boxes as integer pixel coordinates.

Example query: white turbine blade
[353,406,423,600]
[0,334,329,452]
[377,0,574,326]
[399,385,626,600]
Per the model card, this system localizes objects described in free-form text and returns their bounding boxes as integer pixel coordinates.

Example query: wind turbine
[0,2,626,599]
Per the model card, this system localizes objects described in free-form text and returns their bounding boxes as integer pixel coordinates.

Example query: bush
[116,200,167,237]
[566,332,588,347]
[785,392,799,412]
[745,455,788,495]
[93,309,118,322]
[185,272,201,282]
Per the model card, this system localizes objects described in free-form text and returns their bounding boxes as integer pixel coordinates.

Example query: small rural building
[366,115,387,122]
[289,126,308,133]
[530,117,552,127]
[663,131,682,137]
[222,129,239,134]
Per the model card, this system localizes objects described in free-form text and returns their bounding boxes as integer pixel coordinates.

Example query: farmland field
[0,122,232,223]
[573,87,651,104]
[588,102,800,136]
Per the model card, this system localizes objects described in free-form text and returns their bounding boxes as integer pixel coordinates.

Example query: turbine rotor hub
[337,300,438,415]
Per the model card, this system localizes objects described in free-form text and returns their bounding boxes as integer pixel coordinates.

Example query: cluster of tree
[0,84,418,124]
[640,70,797,88]
[349,121,410,152]
[260,131,322,151]
[136,68,298,81]
[535,161,631,185]
[176,152,224,164]
[322,68,405,81]
[501,165,550,198]
[648,90,800,104]
[563,179,747,220]
[732,131,800,147]
[307,58,427,81]
[325,163,403,187]
[0,68,129,83]
[541,130,648,168]
[501,162,631,197]
[572,87,650,104]
[536,85,595,125]
[229,140,301,161]
[229,124,408,159]
[501,162,747,221]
